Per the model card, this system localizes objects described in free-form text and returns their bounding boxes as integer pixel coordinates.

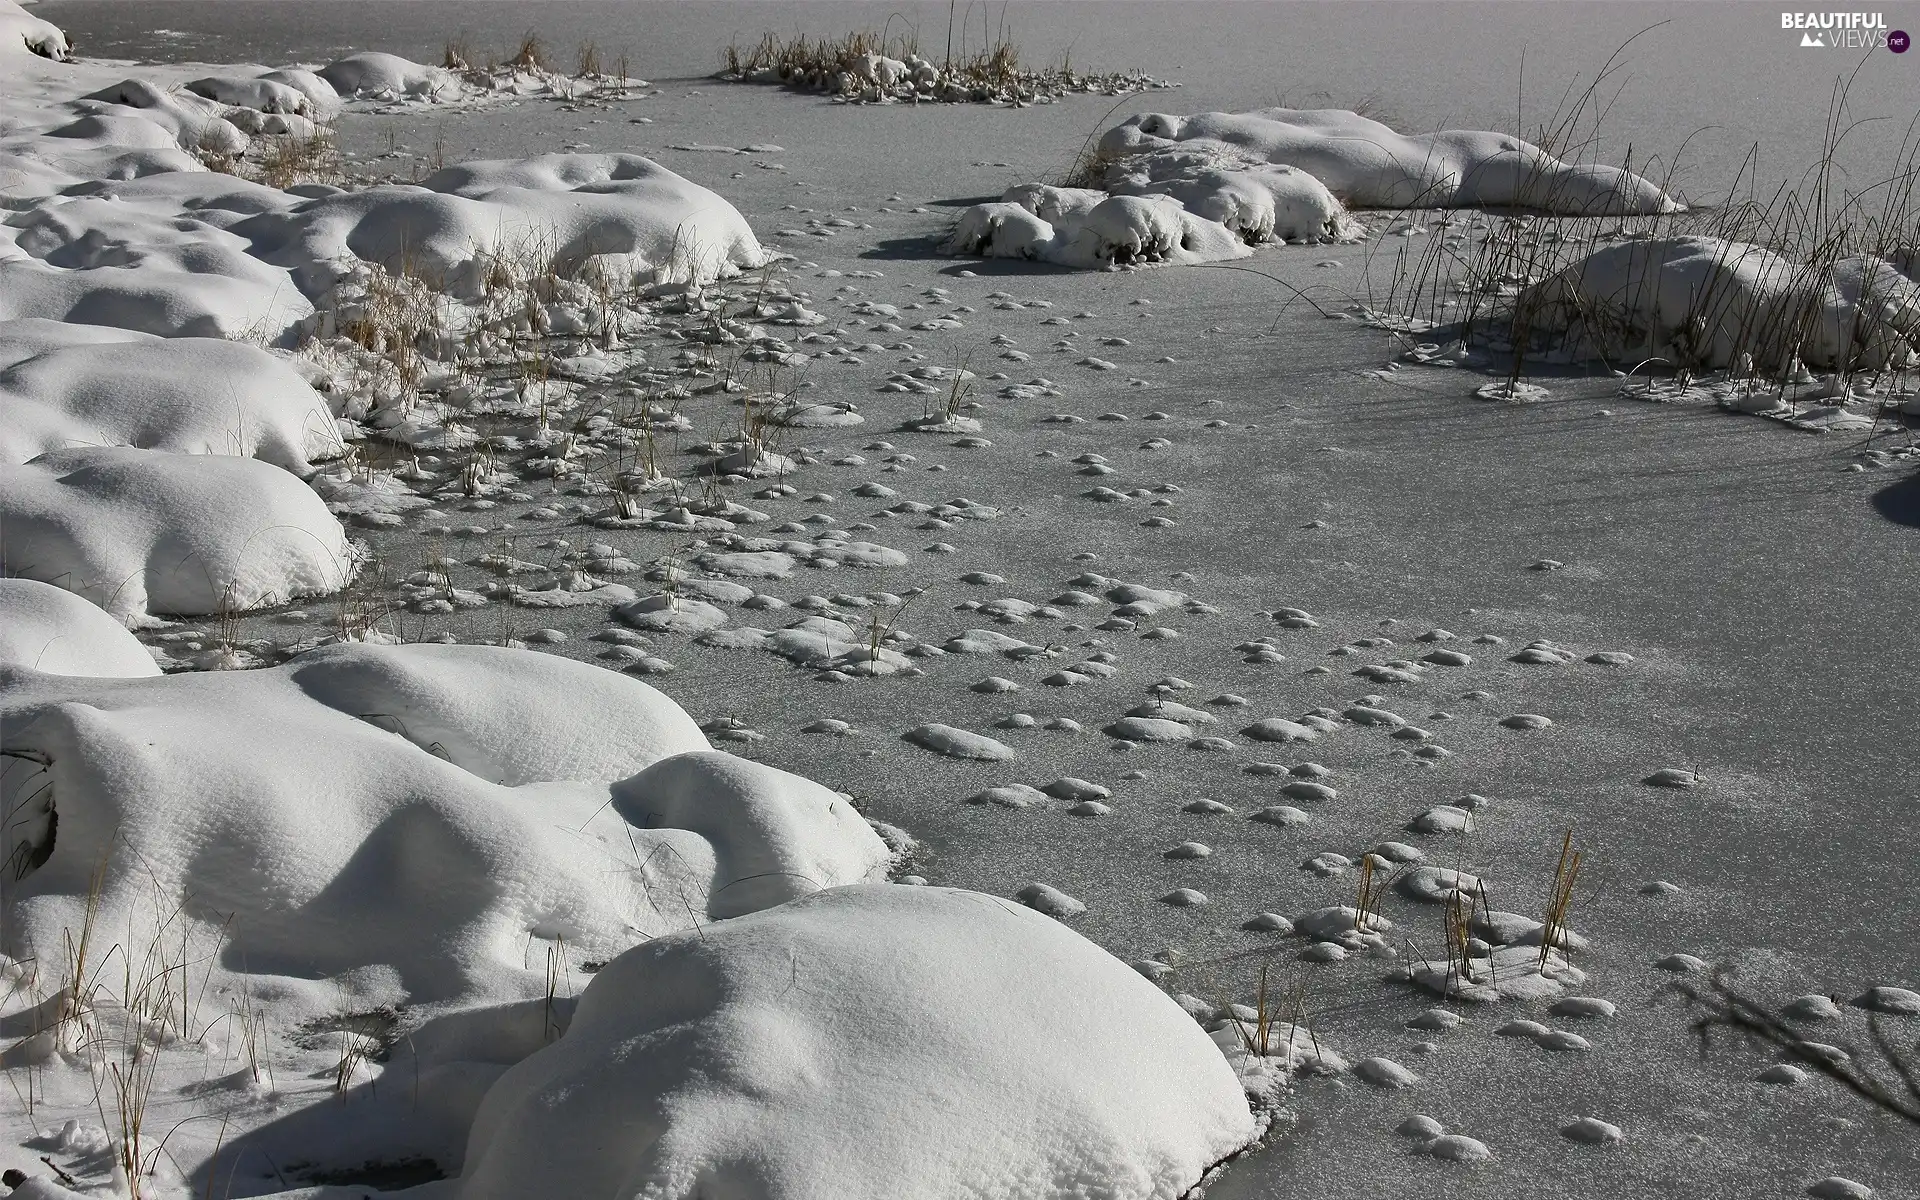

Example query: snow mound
[319,51,461,101]
[238,153,772,297]
[0,644,892,1015]
[184,72,328,117]
[1521,236,1920,370]
[0,143,206,207]
[0,445,354,623]
[455,884,1255,1200]
[0,319,341,471]
[69,77,249,155]
[1,195,314,343]
[943,191,1251,270]
[1100,108,1681,215]
[0,0,65,60]
[0,578,158,676]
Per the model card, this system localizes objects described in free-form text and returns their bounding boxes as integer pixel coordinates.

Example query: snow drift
[0,445,354,623]
[0,319,341,471]
[0,194,315,343]
[455,883,1256,1200]
[238,153,775,298]
[0,644,893,1017]
[0,579,158,677]
[1521,236,1920,370]
[1099,107,1681,215]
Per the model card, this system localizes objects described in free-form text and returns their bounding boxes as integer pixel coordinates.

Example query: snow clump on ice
[453,884,1257,1200]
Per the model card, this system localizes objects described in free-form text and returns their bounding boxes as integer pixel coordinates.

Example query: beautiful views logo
[1781,11,1905,48]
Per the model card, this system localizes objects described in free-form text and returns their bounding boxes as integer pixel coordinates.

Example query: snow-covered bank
[0,0,64,60]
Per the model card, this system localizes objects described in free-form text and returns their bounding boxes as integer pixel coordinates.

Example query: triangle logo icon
[1801,30,1826,46]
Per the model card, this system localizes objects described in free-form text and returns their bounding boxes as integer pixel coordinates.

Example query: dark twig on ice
[1672,969,1920,1128]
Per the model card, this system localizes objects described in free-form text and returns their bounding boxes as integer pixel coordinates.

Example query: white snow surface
[0,319,341,471]
[0,446,354,623]
[1099,107,1682,215]
[0,643,893,1017]
[0,578,159,676]
[456,883,1256,1200]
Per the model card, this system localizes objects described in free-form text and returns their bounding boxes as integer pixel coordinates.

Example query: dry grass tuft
[510,29,549,72]
[256,125,341,190]
[1538,830,1583,969]
[720,22,1160,104]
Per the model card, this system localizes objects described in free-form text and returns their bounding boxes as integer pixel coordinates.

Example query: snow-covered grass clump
[720,28,1170,106]
[0,446,354,623]
[1519,235,1920,371]
[0,319,342,471]
[0,644,892,1016]
[1099,108,1681,216]
[455,884,1256,1200]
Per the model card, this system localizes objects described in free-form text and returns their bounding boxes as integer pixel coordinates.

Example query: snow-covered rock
[454,883,1256,1199]
[0,319,341,471]
[1102,149,1354,243]
[0,445,354,623]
